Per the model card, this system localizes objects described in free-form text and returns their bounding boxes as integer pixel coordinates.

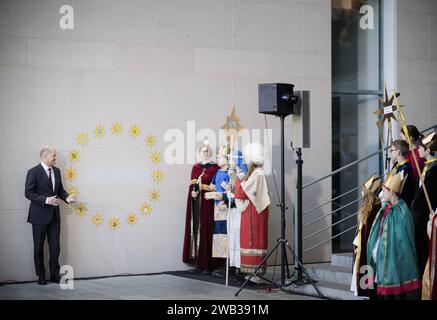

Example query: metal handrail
[300,124,437,255]
[304,211,358,241]
[303,185,362,215]
[422,125,437,133]
[303,197,363,228]
[303,224,357,253]
[303,151,381,189]
[302,124,437,190]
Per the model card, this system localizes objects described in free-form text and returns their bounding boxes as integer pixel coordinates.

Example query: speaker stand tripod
[234,115,325,299]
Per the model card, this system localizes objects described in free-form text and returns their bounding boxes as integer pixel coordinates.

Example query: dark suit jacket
[25,163,69,224]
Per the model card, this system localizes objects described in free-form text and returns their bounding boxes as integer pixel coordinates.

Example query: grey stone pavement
[0,273,320,300]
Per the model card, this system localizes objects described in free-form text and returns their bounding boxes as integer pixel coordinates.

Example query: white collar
[40,162,52,171]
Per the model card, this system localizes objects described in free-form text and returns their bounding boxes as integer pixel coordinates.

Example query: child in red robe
[234,143,270,284]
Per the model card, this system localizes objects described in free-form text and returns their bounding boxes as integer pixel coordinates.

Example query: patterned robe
[182,162,221,271]
[351,201,380,298]
[211,169,230,258]
[367,200,421,296]
[234,168,270,274]
[422,213,437,300]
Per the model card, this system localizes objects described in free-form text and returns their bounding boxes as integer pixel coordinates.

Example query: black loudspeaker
[295,91,311,148]
[258,83,298,116]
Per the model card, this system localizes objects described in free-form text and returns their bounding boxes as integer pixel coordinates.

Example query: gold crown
[383,172,404,194]
[363,175,381,194]
[422,132,436,148]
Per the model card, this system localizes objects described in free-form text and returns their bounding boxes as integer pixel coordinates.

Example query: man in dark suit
[25,146,76,285]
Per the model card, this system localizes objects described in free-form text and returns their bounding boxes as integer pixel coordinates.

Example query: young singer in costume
[411,132,437,280]
[351,175,381,298]
[204,145,230,278]
[205,148,251,281]
[367,172,422,300]
[387,139,417,207]
[227,150,249,273]
[234,143,271,284]
[182,141,221,274]
[422,209,437,300]
[400,125,425,179]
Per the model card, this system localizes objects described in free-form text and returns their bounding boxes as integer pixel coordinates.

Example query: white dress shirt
[41,162,55,204]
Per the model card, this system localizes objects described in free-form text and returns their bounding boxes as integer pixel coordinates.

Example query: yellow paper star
[150,151,161,164]
[65,167,77,181]
[68,150,80,163]
[67,186,78,196]
[145,135,157,148]
[149,189,160,202]
[140,202,152,216]
[152,170,164,183]
[126,212,138,225]
[91,213,104,227]
[74,202,87,217]
[111,121,123,135]
[109,217,121,230]
[130,125,141,138]
[76,132,89,146]
[94,124,106,139]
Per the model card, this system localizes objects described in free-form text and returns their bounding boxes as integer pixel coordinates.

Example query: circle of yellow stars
[66,122,163,231]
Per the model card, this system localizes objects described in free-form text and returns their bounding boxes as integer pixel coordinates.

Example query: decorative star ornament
[129,124,141,138]
[221,106,244,145]
[374,85,404,125]
[65,167,77,181]
[94,124,106,139]
[126,212,138,225]
[140,202,152,216]
[91,213,104,227]
[109,216,121,230]
[148,189,160,202]
[74,202,87,217]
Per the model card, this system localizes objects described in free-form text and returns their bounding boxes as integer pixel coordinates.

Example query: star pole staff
[393,92,433,215]
[225,135,234,287]
[375,111,387,172]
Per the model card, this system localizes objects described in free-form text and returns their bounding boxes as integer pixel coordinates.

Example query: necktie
[48,168,54,192]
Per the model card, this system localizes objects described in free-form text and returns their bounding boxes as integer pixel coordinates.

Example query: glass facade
[331,0,383,253]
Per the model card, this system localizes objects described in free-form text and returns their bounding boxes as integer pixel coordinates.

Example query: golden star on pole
[374,85,403,125]
[220,106,244,288]
[221,106,244,144]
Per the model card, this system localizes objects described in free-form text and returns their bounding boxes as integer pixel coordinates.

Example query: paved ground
[0,273,319,300]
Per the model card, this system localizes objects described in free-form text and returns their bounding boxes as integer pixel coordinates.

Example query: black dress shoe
[187,268,202,274]
[50,277,61,284]
[37,278,47,285]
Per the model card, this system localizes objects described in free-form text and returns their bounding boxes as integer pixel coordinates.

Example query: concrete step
[304,263,352,286]
[331,253,354,268]
[283,279,366,301]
